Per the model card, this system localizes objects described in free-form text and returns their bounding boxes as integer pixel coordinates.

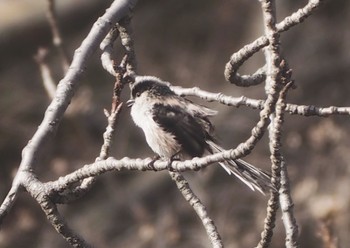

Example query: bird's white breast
[130,99,180,158]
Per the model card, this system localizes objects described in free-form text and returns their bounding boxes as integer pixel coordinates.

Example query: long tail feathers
[206,140,273,194]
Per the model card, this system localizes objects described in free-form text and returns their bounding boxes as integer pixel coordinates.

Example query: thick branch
[20,173,92,247]
[0,0,138,230]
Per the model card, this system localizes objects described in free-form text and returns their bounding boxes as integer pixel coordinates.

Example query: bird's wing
[152,103,210,157]
[180,99,217,134]
[182,98,218,117]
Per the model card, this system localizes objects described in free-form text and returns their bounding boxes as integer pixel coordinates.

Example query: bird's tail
[206,140,273,194]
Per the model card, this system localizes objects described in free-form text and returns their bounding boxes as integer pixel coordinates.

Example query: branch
[224,0,325,86]
[46,0,70,72]
[0,0,138,230]
[170,85,264,109]
[171,85,350,117]
[169,172,223,248]
[20,173,92,247]
[258,0,300,246]
[52,58,128,204]
[117,15,137,74]
[277,82,299,248]
[257,1,283,247]
[100,26,120,76]
[34,47,57,99]
[0,180,22,226]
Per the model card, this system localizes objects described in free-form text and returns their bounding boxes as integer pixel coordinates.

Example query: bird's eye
[136,92,141,97]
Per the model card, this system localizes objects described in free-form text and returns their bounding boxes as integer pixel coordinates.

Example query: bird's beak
[126,99,135,108]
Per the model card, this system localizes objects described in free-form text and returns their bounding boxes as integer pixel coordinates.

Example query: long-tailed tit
[127,76,272,193]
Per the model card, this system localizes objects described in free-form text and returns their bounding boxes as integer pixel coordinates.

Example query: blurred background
[1,0,350,247]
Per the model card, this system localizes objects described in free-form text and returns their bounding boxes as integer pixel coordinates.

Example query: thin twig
[117,15,137,75]
[34,47,57,99]
[46,0,70,72]
[169,172,223,248]
[278,84,299,247]
[100,26,120,76]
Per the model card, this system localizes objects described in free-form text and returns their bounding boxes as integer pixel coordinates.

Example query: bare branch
[257,0,300,246]
[117,15,137,75]
[8,170,92,247]
[277,82,299,248]
[34,47,57,99]
[46,0,70,72]
[171,85,350,117]
[257,1,284,247]
[224,0,325,86]
[52,58,128,204]
[100,26,120,76]
[276,0,326,33]
[0,180,21,226]
[170,85,264,109]
[169,172,223,248]
[0,0,138,230]
[39,198,92,248]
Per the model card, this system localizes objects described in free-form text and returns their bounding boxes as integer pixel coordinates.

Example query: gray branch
[224,0,325,86]
[257,0,300,247]
[0,0,138,237]
[171,85,350,117]
[169,172,223,248]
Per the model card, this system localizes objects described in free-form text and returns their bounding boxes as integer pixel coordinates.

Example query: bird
[127,75,272,193]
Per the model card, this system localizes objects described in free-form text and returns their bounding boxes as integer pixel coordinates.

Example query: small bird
[127,76,272,193]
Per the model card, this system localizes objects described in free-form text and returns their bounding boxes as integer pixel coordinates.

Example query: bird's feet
[166,152,181,171]
[147,153,181,171]
[147,155,160,171]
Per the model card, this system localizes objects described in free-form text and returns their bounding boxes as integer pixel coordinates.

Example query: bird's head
[127,76,174,107]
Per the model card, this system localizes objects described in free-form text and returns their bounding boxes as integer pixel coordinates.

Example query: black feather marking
[131,80,174,98]
[152,104,210,157]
